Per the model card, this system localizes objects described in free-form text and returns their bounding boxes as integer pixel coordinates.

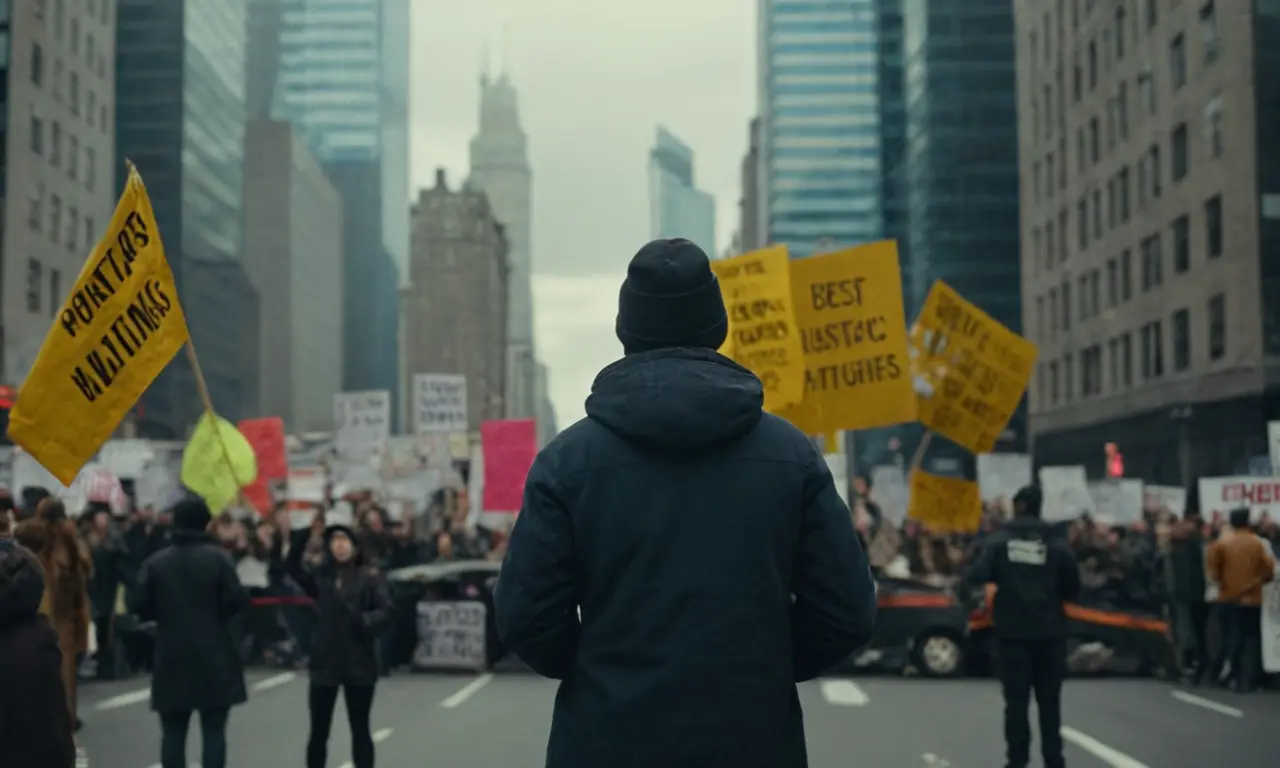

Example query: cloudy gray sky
[409,0,755,428]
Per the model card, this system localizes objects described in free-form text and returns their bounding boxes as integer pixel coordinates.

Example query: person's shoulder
[0,613,61,664]
[753,413,825,466]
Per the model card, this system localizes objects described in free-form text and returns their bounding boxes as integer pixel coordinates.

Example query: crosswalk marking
[819,679,870,706]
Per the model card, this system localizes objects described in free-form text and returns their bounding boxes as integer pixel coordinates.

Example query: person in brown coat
[0,536,77,766]
[1205,508,1276,691]
[15,498,94,724]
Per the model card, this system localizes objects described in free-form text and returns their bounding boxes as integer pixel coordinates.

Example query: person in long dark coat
[0,536,77,766]
[494,239,877,768]
[131,499,248,768]
[287,513,393,768]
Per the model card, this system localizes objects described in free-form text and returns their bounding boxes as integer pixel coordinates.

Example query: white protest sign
[1143,485,1186,517]
[824,454,848,506]
[1039,465,1093,522]
[412,600,488,671]
[136,443,185,512]
[287,467,326,504]
[334,390,391,460]
[1197,476,1280,522]
[414,374,468,434]
[1086,479,1144,525]
[97,439,155,478]
[977,453,1032,518]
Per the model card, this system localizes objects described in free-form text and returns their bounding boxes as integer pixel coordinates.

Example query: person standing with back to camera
[494,238,877,768]
[968,486,1080,768]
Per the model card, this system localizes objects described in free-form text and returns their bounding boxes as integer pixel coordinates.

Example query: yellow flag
[711,245,805,411]
[776,241,915,434]
[908,470,981,533]
[7,166,189,485]
[181,413,258,514]
[909,281,1038,454]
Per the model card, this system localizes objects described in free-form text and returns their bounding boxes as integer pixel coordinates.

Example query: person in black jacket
[968,486,1080,768]
[131,499,248,768]
[287,514,392,768]
[493,238,877,768]
[0,536,77,767]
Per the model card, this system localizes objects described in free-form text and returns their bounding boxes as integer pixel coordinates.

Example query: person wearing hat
[131,498,248,768]
[494,238,875,768]
[0,536,78,766]
[967,485,1080,768]
[286,508,392,768]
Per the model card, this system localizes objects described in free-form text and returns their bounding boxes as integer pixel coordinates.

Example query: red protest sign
[481,419,537,513]
[238,417,288,480]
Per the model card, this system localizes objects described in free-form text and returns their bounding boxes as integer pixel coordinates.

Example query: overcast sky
[409,0,756,428]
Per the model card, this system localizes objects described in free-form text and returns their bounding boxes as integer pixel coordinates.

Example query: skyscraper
[116,0,260,436]
[247,0,407,419]
[737,118,763,253]
[757,0,885,257]
[648,126,716,256]
[468,66,537,423]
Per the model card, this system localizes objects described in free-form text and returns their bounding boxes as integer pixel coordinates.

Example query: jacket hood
[1006,516,1053,537]
[0,541,46,628]
[585,347,764,451]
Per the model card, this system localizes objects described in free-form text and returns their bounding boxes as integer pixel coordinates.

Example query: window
[49,269,62,318]
[66,207,77,252]
[69,72,79,115]
[103,0,111,24]
[53,59,62,100]
[31,43,43,85]
[1108,338,1119,390]
[1034,162,1042,202]
[1032,100,1040,143]
[49,195,62,244]
[50,120,61,166]
[86,35,94,68]
[1120,248,1133,300]
[28,183,45,231]
[1078,198,1089,249]
[1141,321,1164,379]
[1079,275,1090,320]
[1088,39,1098,90]
[87,91,96,127]
[85,147,95,190]
[1145,0,1157,30]
[1074,56,1082,102]
[85,216,96,249]
[1116,6,1127,59]
[1200,2,1219,64]
[1140,70,1157,115]
[1121,332,1133,386]
[1031,32,1039,71]
[1106,98,1117,150]
[30,107,43,155]
[1141,234,1163,290]
[1208,294,1225,360]
[1050,361,1061,404]
[1204,194,1222,257]
[1107,258,1118,306]
[1118,166,1130,221]
[1062,280,1073,331]
[1089,116,1099,163]
[1064,353,1075,401]
[68,135,78,179]
[1170,35,1186,90]
[1118,81,1128,137]
[1077,128,1086,173]
[1172,309,1191,371]
[1107,177,1117,228]
[1043,85,1053,135]
[1092,189,1102,237]
[1083,345,1103,397]
[1046,153,1056,197]
[1148,143,1162,198]
[69,18,79,55]
[1090,269,1100,315]
[1059,208,1069,259]
[1050,289,1059,335]
[1172,215,1190,272]
[1037,296,1046,337]
[1045,221,1056,271]
[1204,97,1223,159]
[53,0,62,36]
[1171,123,1188,181]
[100,103,108,131]
[1059,136,1067,189]
[27,259,42,314]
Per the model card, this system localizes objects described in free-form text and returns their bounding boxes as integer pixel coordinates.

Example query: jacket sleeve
[358,571,394,631]
[493,453,580,680]
[129,556,156,621]
[1053,539,1082,602]
[966,536,1001,586]
[216,550,250,620]
[791,458,877,682]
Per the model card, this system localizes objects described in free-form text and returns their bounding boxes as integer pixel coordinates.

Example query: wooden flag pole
[909,431,934,473]
[184,340,249,508]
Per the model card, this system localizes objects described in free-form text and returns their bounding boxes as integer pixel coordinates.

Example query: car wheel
[912,631,964,678]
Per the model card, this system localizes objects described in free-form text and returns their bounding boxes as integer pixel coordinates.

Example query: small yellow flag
[7,165,189,485]
[181,413,258,514]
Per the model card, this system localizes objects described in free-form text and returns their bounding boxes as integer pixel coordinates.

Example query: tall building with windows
[247,0,407,421]
[757,0,885,257]
[115,0,260,436]
[1017,0,1277,482]
[1,0,118,394]
[737,118,763,253]
[649,126,716,256]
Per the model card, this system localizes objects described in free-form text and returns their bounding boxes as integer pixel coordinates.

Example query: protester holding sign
[495,238,875,768]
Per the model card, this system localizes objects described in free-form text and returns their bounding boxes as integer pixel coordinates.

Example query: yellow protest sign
[711,245,805,410]
[7,166,189,485]
[910,281,1037,454]
[908,470,981,533]
[181,413,258,514]
[776,241,915,434]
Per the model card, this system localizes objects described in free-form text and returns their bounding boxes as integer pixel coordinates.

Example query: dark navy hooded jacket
[493,348,876,768]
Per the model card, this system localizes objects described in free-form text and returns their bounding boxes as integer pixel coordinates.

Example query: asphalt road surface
[78,670,1280,767]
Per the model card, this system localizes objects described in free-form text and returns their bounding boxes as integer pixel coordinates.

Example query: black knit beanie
[615,238,728,355]
[173,499,212,531]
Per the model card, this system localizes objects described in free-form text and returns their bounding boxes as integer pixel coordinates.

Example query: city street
[78,670,1280,767]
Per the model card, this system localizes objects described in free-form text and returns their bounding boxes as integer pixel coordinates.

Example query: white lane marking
[93,687,150,711]
[373,727,393,742]
[251,671,297,692]
[818,679,870,706]
[440,673,495,708]
[1060,725,1150,768]
[1171,689,1244,718]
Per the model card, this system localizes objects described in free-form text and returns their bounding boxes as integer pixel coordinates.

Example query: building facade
[534,361,557,447]
[242,120,343,433]
[1016,0,1279,482]
[649,126,716,256]
[401,169,508,432]
[1,0,117,388]
[757,0,885,257]
[738,118,763,253]
[468,69,537,422]
[116,0,255,436]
